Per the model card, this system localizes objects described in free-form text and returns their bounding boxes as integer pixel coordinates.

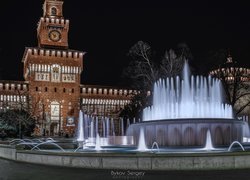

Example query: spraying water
[102,117,106,137]
[90,120,94,138]
[95,133,102,151]
[95,116,99,137]
[77,111,84,142]
[143,61,233,121]
[121,118,124,136]
[106,118,110,137]
[203,130,215,151]
[137,128,148,151]
[111,118,115,136]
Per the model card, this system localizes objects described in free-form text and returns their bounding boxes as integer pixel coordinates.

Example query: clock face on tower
[49,30,61,42]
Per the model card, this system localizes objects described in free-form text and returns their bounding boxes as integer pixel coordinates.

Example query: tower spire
[38,0,69,49]
[43,0,64,18]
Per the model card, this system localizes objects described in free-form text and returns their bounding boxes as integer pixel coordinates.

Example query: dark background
[0,0,249,86]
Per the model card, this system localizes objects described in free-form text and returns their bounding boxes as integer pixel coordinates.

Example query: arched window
[51,7,57,16]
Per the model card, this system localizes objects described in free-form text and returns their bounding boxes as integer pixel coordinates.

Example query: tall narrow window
[54,88,57,92]
[63,88,66,93]
[51,65,61,82]
[72,89,74,93]
[36,87,38,91]
[45,87,48,92]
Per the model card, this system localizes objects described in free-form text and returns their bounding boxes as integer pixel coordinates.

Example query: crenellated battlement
[80,85,139,97]
[80,85,135,107]
[39,17,69,27]
[0,81,28,92]
[23,48,85,62]
[82,98,130,106]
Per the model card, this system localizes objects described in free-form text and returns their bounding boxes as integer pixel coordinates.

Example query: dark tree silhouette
[122,41,191,119]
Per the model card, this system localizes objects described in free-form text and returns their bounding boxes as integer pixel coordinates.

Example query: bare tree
[122,41,189,119]
[160,49,184,78]
[125,41,158,91]
[121,41,157,119]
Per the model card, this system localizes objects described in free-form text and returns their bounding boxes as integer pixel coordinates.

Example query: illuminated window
[51,65,61,82]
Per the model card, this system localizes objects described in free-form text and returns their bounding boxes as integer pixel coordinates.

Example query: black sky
[0,0,249,86]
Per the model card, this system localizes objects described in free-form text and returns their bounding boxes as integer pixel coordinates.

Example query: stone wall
[2,145,250,170]
[0,145,16,160]
[14,151,250,170]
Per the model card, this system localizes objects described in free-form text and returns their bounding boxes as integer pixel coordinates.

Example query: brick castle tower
[22,0,84,136]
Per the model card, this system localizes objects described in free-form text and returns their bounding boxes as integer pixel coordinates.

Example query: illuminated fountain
[127,61,249,148]
[143,61,233,120]
[73,61,249,152]
[76,111,134,150]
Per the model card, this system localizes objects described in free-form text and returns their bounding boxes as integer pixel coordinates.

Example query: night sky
[0,0,249,87]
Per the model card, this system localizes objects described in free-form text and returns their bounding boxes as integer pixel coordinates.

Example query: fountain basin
[83,136,135,147]
[2,144,250,170]
[126,118,246,147]
[107,136,135,146]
